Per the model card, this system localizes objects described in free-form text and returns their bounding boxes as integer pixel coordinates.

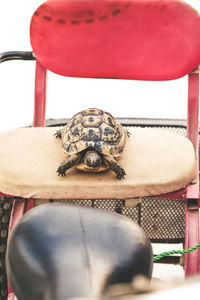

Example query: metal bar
[8,199,26,234]
[0,51,35,63]
[185,73,200,276]
[150,188,186,200]
[33,60,47,127]
[185,207,199,276]
[7,198,35,298]
[186,73,199,199]
[45,117,190,129]
[24,198,35,212]
[137,202,142,226]
[187,73,199,160]
[2,55,40,297]
[153,255,180,265]
[8,198,26,295]
[0,191,13,197]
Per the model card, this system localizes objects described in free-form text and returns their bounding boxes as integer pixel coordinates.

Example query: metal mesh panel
[53,197,185,243]
[141,197,185,243]
[54,199,139,221]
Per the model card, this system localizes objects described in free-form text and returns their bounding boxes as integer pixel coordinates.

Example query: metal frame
[185,73,200,275]
[0,52,200,298]
[33,66,200,275]
[0,51,35,63]
[33,61,46,127]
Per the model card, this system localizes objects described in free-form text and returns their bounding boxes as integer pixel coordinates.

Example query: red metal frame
[6,59,45,299]
[185,73,200,276]
[33,60,46,127]
[5,60,43,297]
[6,70,200,299]
[5,67,200,300]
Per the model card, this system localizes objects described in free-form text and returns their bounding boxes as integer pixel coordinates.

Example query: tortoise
[55,108,130,179]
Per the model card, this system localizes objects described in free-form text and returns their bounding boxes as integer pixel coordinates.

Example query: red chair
[0,0,200,299]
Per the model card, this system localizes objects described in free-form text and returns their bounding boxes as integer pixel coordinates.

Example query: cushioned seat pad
[0,127,196,199]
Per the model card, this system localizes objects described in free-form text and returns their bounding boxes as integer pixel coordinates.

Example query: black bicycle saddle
[6,204,153,300]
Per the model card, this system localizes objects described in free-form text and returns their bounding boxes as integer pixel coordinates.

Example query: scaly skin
[57,153,82,176]
[103,155,126,179]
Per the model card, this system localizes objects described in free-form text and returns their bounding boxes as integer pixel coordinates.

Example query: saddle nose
[6,204,153,300]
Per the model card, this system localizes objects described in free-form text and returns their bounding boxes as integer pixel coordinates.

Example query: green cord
[153,242,200,261]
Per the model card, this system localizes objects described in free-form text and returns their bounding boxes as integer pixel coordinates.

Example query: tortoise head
[84,150,102,169]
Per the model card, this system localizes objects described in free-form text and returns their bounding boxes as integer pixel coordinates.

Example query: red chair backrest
[30,0,200,81]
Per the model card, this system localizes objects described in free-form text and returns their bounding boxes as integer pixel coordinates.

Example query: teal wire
[153,242,200,261]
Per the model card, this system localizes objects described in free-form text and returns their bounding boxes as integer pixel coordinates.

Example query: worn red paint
[30,0,200,80]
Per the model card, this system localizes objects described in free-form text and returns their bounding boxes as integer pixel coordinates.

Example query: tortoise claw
[54,130,62,139]
[127,130,131,137]
[57,167,66,176]
[116,168,126,180]
[57,172,66,177]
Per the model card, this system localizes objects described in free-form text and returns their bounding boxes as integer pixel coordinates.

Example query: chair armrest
[0,51,35,63]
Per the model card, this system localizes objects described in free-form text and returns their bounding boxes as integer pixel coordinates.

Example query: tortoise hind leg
[57,153,82,176]
[103,155,126,179]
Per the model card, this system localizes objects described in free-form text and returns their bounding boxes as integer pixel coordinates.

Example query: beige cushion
[0,127,196,199]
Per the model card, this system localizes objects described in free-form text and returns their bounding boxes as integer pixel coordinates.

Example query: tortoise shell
[60,108,127,158]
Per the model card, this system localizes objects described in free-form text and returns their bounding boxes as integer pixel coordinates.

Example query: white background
[0,0,200,132]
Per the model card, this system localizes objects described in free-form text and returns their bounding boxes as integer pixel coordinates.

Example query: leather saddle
[7,204,153,300]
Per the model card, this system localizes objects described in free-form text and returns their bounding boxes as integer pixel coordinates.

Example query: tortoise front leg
[54,128,63,139]
[103,155,126,179]
[57,153,82,176]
